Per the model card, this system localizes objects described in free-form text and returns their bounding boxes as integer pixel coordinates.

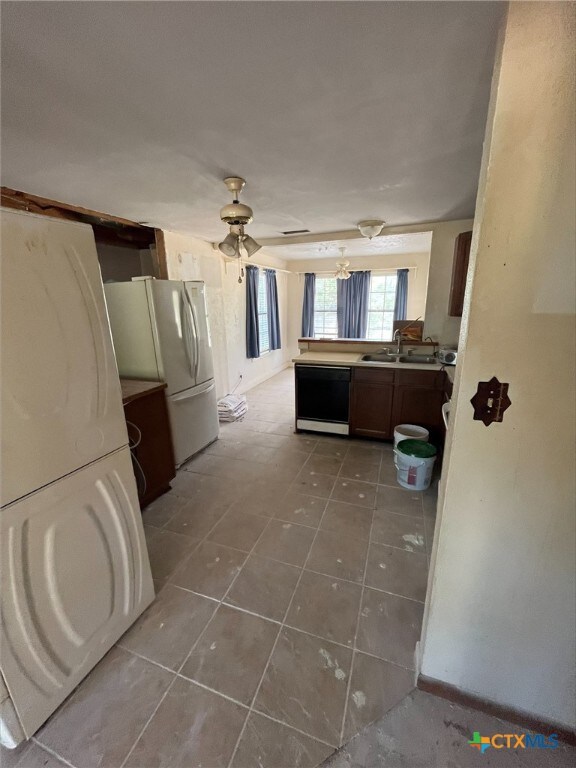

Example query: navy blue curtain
[394,268,409,321]
[265,269,281,350]
[337,271,371,338]
[246,265,260,358]
[301,273,315,337]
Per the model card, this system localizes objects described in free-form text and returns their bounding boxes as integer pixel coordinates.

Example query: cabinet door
[392,385,445,444]
[448,231,472,317]
[0,447,154,739]
[1,210,127,506]
[350,368,395,439]
[124,389,176,507]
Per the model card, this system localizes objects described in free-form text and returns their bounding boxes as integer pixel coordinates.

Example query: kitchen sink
[398,355,438,364]
[361,354,398,363]
[361,353,438,365]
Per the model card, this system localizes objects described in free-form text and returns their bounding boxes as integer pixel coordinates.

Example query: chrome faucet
[393,329,404,355]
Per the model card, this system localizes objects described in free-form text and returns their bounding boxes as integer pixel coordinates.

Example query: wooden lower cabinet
[391,369,446,445]
[350,368,395,439]
[350,367,446,444]
[121,380,176,509]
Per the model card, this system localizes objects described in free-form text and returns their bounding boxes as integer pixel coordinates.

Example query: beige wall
[162,231,291,397]
[421,1,575,729]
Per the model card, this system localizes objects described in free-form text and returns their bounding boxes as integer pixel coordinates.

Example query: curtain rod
[294,266,417,275]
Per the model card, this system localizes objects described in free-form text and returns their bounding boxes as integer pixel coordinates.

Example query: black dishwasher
[295,365,351,434]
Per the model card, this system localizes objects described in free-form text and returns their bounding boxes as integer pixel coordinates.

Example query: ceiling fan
[217,177,262,259]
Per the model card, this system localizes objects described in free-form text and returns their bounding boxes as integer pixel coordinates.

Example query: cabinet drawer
[354,367,395,384]
[395,369,445,389]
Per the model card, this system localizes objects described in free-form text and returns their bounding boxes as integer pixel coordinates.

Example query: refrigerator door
[149,280,198,396]
[167,379,219,466]
[1,209,128,508]
[184,281,215,386]
[103,280,161,381]
[0,446,154,742]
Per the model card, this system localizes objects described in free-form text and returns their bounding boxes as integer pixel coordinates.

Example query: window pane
[313,277,338,338]
[258,272,269,353]
[366,273,398,340]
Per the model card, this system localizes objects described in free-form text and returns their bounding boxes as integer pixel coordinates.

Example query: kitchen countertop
[292,352,455,381]
[120,378,167,405]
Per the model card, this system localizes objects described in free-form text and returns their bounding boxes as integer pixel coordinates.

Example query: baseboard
[417,674,576,746]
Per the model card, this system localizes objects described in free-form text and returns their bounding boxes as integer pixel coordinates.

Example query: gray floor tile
[144,527,199,584]
[118,584,216,669]
[293,469,337,499]
[345,444,384,465]
[126,677,246,768]
[286,570,362,647]
[207,509,269,551]
[231,712,333,768]
[36,647,173,768]
[141,491,188,528]
[371,510,426,552]
[378,455,400,487]
[339,458,380,484]
[304,453,344,476]
[254,519,316,567]
[313,439,349,459]
[343,652,415,741]
[170,470,238,507]
[225,554,301,622]
[307,530,368,583]
[320,501,373,541]
[170,541,247,599]
[375,484,423,517]
[231,478,294,517]
[181,604,279,705]
[331,479,377,508]
[0,742,68,768]
[255,627,352,746]
[274,491,327,528]
[357,589,423,669]
[164,499,229,539]
[185,453,261,481]
[365,542,428,601]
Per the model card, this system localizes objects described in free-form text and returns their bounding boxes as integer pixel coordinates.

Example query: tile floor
[5,368,440,768]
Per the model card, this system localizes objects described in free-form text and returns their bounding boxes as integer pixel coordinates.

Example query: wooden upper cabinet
[449,231,473,317]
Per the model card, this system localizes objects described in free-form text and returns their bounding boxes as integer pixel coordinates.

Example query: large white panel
[167,380,219,466]
[0,447,154,741]
[0,209,128,506]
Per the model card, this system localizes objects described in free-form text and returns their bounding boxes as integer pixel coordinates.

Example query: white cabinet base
[0,447,154,747]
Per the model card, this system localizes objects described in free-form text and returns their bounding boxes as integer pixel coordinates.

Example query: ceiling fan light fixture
[358,219,385,239]
[218,232,239,257]
[242,234,262,257]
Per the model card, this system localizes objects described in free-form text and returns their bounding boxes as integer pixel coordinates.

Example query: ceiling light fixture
[357,219,385,239]
[335,247,351,280]
[218,177,262,260]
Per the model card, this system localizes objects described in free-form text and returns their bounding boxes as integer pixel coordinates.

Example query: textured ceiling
[268,232,432,261]
[1,1,503,240]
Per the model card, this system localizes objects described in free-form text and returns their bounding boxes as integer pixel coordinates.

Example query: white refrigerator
[0,209,154,748]
[104,278,219,467]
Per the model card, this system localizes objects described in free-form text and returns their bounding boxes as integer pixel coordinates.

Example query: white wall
[421,1,575,730]
[162,231,291,397]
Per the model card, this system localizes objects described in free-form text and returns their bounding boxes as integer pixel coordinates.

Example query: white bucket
[393,424,429,448]
[394,444,436,491]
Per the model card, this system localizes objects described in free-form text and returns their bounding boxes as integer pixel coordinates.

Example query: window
[313,276,338,338]
[257,271,270,353]
[366,273,397,340]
